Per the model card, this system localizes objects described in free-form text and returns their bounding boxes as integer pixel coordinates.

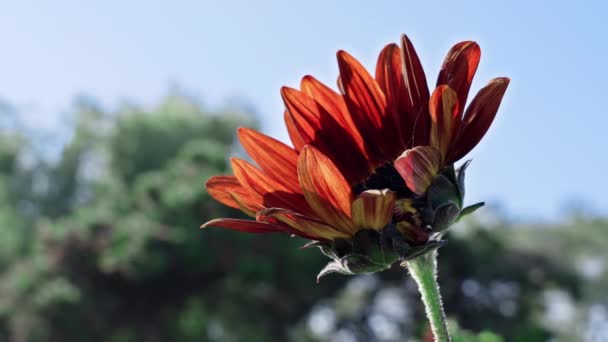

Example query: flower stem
[406,250,450,342]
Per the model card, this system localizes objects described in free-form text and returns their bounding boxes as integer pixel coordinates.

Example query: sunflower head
[202,34,509,281]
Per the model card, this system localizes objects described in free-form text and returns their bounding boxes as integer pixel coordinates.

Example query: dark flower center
[352,164,413,197]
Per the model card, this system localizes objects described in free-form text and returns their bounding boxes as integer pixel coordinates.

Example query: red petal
[429,85,460,161]
[376,43,410,151]
[394,146,442,195]
[258,208,350,240]
[448,77,510,163]
[201,218,286,234]
[281,86,371,183]
[231,158,313,216]
[237,127,301,193]
[298,146,356,234]
[401,34,431,146]
[205,176,261,211]
[437,41,481,114]
[300,75,367,157]
[337,50,391,164]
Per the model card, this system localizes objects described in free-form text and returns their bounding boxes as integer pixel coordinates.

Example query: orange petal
[205,176,261,210]
[281,86,371,183]
[351,189,396,230]
[394,146,442,195]
[376,43,410,151]
[201,218,286,234]
[231,158,313,216]
[448,77,510,163]
[298,146,356,233]
[429,85,460,161]
[258,208,350,240]
[284,110,307,151]
[228,191,259,217]
[337,50,391,164]
[401,34,431,146]
[300,75,348,124]
[336,75,345,95]
[237,127,301,193]
[437,41,481,114]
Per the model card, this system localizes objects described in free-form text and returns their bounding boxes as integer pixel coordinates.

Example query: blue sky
[0,0,606,220]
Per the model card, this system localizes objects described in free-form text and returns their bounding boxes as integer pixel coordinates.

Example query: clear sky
[0,0,606,220]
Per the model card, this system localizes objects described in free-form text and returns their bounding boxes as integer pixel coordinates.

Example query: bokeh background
[0,1,606,341]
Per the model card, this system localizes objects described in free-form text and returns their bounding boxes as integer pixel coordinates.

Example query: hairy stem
[406,250,450,342]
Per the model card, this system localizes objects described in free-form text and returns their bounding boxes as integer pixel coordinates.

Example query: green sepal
[389,233,413,258]
[457,202,485,221]
[331,238,352,258]
[352,229,380,255]
[316,260,350,282]
[301,240,324,249]
[431,202,460,232]
[352,229,399,265]
[316,253,391,282]
[399,240,447,264]
[319,244,339,260]
[315,229,401,282]
[456,160,472,205]
[381,224,446,261]
[442,164,458,185]
[382,224,413,257]
[427,174,461,211]
[342,253,392,273]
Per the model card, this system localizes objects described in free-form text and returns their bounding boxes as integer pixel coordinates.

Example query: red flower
[203,34,509,258]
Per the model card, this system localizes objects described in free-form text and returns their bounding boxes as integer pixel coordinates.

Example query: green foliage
[450,321,503,342]
[0,92,605,341]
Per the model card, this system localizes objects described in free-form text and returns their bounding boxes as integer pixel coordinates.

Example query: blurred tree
[0,131,26,267]
[0,92,346,342]
[0,91,604,342]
